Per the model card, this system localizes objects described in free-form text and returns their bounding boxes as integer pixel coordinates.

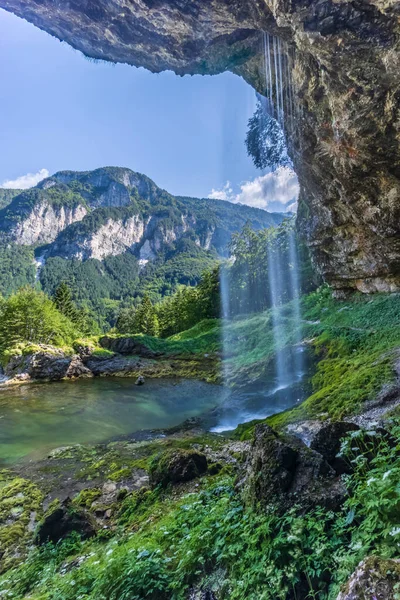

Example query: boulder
[35,499,96,545]
[337,556,400,600]
[242,424,346,512]
[4,347,92,381]
[310,422,360,475]
[135,375,145,386]
[99,336,162,358]
[149,449,208,488]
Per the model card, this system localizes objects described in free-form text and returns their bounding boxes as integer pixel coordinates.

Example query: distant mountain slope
[0,167,285,327]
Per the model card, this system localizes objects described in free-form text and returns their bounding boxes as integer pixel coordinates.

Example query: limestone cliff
[0,167,282,262]
[2,0,399,292]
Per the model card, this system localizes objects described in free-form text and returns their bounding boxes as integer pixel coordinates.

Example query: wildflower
[389,527,400,537]
[383,470,392,480]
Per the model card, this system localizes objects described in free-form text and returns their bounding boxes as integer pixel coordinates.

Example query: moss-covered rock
[0,477,43,572]
[149,449,208,488]
[337,556,400,600]
[242,424,346,512]
[34,499,97,545]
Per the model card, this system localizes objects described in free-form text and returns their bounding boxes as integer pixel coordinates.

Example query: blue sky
[0,8,298,210]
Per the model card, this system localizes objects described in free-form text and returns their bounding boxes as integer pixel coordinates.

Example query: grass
[101,319,221,357]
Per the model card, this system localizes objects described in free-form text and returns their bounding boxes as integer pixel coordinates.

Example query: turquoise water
[0,378,224,464]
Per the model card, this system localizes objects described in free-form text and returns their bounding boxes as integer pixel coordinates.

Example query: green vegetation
[2,425,400,599]
[0,244,36,296]
[0,287,78,363]
[117,267,220,338]
[0,189,22,210]
[0,167,284,327]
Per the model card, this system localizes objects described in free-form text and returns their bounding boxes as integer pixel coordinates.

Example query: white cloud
[0,168,49,190]
[208,167,299,213]
[208,181,233,201]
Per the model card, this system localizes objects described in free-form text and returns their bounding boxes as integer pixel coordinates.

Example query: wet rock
[310,422,360,475]
[242,424,346,512]
[149,449,208,488]
[34,499,96,545]
[337,556,400,600]
[135,375,145,386]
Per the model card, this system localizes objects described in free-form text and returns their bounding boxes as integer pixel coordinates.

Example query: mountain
[0,167,285,326]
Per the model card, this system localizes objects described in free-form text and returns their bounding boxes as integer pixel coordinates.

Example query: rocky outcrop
[337,556,400,600]
[242,424,346,512]
[310,421,360,475]
[8,202,87,246]
[49,213,200,261]
[2,343,219,384]
[35,499,97,545]
[149,449,208,488]
[4,347,92,381]
[3,1,399,292]
[98,335,162,357]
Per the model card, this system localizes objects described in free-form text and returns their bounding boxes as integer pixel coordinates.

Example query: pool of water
[0,378,224,464]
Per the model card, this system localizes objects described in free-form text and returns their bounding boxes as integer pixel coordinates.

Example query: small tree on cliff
[133,295,160,337]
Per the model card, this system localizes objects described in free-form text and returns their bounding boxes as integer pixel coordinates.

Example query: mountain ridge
[0,166,286,326]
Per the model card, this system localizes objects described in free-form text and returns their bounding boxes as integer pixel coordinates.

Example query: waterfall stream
[213,34,305,432]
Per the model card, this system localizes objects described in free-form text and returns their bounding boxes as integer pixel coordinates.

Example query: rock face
[149,449,208,488]
[310,421,360,475]
[99,335,162,357]
[4,347,92,381]
[12,202,87,246]
[337,556,400,600]
[0,167,282,262]
[35,499,96,545]
[2,1,399,292]
[242,424,346,511]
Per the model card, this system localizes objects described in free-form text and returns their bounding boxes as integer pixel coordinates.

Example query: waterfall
[263,32,301,141]
[267,239,288,390]
[212,34,305,433]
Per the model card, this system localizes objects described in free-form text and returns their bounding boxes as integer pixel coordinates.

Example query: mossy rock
[337,556,400,600]
[149,449,207,488]
[34,499,97,545]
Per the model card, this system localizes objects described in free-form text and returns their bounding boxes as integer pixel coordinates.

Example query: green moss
[0,478,43,571]
[74,488,102,508]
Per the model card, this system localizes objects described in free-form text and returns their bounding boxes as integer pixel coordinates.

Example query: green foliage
[124,295,160,336]
[53,281,94,334]
[226,219,318,317]
[0,243,36,296]
[0,287,78,359]
[5,424,400,600]
[0,189,21,209]
[155,267,220,338]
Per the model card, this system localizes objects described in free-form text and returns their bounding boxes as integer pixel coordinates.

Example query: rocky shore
[0,336,220,386]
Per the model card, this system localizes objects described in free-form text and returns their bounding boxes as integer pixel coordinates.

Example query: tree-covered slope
[0,167,285,326]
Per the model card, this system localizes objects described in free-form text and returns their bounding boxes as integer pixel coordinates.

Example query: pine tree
[53,281,90,333]
[54,282,77,321]
[133,295,159,337]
